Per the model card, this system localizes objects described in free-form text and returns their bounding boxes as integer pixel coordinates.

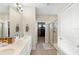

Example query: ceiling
[22,3,67,16]
[0,3,67,15]
[0,3,10,14]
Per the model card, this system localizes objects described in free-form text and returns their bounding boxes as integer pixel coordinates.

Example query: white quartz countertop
[0,35,32,55]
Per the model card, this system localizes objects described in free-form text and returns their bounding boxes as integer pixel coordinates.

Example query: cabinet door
[59,4,78,54]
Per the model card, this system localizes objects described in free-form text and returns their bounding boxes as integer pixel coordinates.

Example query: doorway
[48,21,57,49]
[37,22,45,43]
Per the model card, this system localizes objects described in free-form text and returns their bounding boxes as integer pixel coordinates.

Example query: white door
[49,23,54,45]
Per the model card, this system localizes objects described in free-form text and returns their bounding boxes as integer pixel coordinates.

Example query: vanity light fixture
[15,3,24,13]
[16,3,19,6]
[20,8,23,11]
[18,4,22,8]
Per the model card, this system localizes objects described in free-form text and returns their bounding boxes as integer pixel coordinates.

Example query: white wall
[37,15,57,22]
[22,7,37,49]
[9,6,21,37]
[0,14,8,20]
[9,6,37,49]
[58,4,79,55]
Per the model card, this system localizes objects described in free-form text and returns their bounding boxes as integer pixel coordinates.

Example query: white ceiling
[0,3,10,14]
[22,3,67,16]
[0,3,67,15]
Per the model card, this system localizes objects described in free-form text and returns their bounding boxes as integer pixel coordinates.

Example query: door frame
[36,21,46,43]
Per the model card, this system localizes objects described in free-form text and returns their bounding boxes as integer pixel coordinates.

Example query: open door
[38,22,45,43]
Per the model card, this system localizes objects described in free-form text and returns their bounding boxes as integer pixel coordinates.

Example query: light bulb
[18,4,22,8]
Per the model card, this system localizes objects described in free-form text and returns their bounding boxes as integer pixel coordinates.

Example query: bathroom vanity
[0,35,32,55]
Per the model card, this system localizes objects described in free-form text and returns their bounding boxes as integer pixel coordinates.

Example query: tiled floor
[31,37,57,55]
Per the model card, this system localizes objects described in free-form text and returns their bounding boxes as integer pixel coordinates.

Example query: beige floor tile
[31,37,57,55]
